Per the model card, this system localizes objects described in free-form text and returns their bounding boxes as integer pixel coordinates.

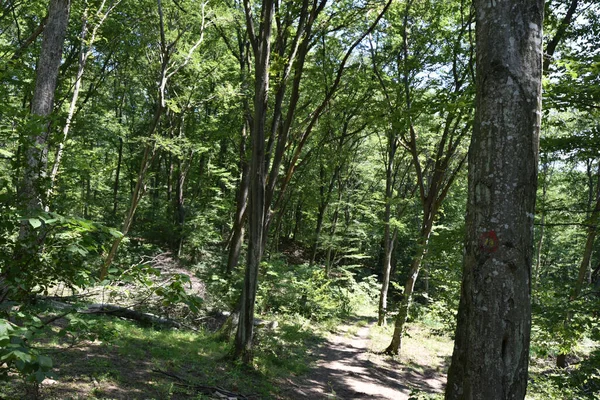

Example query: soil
[281,319,450,400]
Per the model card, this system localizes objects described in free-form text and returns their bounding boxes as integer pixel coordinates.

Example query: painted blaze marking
[479,230,499,253]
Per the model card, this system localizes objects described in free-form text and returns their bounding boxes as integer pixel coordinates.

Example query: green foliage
[257,259,378,321]
[0,210,120,297]
[529,348,600,400]
[0,317,52,384]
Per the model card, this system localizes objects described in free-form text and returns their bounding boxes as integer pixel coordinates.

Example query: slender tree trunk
[378,134,397,326]
[100,0,205,278]
[101,138,158,279]
[533,162,549,299]
[310,162,340,266]
[445,1,543,397]
[47,6,89,204]
[112,137,123,217]
[325,188,342,277]
[384,216,433,354]
[310,204,325,265]
[226,121,250,273]
[175,158,188,258]
[234,0,275,363]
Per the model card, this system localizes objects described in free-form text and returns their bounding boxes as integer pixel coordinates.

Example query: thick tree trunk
[7,0,70,301]
[20,0,71,215]
[445,1,543,398]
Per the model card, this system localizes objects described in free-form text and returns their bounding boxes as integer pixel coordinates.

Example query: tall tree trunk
[7,0,71,302]
[19,0,71,215]
[378,177,394,326]
[234,0,275,363]
[445,1,543,397]
[175,158,189,258]
[382,0,469,351]
[378,131,398,326]
[325,187,342,277]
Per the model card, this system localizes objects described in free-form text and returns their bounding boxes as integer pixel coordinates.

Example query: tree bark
[445,1,544,398]
[234,0,275,363]
[20,0,71,215]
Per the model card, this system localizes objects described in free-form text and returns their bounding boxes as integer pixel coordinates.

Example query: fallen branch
[152,369,255,399]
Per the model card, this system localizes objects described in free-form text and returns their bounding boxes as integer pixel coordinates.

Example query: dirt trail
[283,320,449,399]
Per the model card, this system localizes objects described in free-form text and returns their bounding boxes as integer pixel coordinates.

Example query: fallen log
[79,304,182,329]
[37,297,184,329]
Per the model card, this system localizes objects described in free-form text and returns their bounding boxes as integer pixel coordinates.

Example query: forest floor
[9,310,453,400]
[281,316,451,400]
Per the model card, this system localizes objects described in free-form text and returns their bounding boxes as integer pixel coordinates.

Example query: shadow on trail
[284,320,448,400]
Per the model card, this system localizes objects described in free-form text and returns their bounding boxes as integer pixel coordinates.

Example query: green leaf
[34,370,46,383]
[28,218,42,229]
[37,355,52,369]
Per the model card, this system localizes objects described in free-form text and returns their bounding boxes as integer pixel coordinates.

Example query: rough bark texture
[445,1,544,398]
[20,0,71,213]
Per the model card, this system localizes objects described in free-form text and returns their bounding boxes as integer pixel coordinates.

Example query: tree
[372,0,473,352]
[445,0,544,398]
[8,0,71,300]
[99,0,208,278]
[19,0,71,216]
[233,0,394,362]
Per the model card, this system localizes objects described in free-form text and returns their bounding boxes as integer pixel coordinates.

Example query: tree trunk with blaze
[445,0,544,398]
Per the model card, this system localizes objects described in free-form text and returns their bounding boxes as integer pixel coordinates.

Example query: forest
[0,0,598,398]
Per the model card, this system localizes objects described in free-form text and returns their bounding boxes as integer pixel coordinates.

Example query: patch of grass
[0,311,326,399]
